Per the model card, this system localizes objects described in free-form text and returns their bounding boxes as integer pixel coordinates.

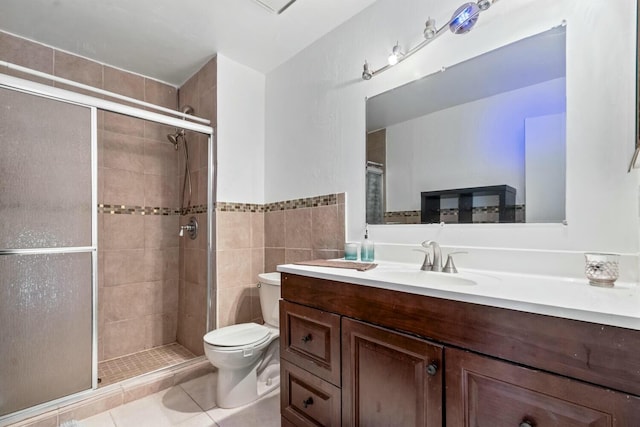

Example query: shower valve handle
[179,217,198,240]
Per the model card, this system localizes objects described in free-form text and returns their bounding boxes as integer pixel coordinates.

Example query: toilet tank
[258,272,281,328]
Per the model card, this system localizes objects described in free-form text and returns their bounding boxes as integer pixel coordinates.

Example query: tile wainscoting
[215,193,346,328]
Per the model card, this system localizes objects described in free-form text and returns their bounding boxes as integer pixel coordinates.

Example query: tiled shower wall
[99,105,181,360]
[176,58,217,355]
[0,31,194,361]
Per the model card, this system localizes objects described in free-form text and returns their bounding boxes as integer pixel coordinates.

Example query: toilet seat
[204,323,271,349]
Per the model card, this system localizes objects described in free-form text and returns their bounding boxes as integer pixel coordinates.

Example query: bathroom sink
[366,269,477,287]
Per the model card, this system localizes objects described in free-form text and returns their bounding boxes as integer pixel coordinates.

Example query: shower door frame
[0,86,99,419]
[0,71,215,424]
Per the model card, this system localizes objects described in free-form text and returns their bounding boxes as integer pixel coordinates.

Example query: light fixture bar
[253,0,297,14]
[362,0,499,80]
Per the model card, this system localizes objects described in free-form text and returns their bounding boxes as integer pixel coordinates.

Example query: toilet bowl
[203,272,281,408]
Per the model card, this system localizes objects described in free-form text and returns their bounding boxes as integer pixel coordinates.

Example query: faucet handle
[443,251,467,274]
[413,249,432,271]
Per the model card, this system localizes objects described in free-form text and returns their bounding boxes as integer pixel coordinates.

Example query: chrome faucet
[422,240,443,272]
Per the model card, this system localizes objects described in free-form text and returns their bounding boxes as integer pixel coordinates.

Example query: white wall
[525,113,567,223]
[385,78,565,210]
[265,0,638,254]
[216,54,266,204]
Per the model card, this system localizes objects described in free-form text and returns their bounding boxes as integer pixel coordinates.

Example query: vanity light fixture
[361,0,499,80]
[252,0,297,14]
[449,2,481,34]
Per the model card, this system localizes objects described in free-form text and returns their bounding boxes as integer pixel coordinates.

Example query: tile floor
[78,373,280,427]
[99,344,196,387]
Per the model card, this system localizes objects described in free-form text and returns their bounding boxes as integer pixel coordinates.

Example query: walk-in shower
[0,68,214,424]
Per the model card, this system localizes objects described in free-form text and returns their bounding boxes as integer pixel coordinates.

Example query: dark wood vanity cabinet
[279,272,640,426]
[446,348,639,426]
[342,318,443,427]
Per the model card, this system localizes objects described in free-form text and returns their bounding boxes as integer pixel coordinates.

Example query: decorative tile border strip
[383,210,421,219]
[385,205,525,218]
[98,204,209,216]
[384,205,526,224]
[214,193,341,213]
[264,193,338,212]
[215,202,264,213]
[98,204,182,215]
[182,204,208,215]
[99,194,344,216]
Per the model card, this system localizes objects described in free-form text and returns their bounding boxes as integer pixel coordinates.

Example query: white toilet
[203,272,281,408]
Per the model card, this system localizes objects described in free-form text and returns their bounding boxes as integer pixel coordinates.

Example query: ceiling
[0,0,377,86]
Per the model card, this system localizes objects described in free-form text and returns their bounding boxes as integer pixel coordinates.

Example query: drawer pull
[519,421,534,427]
[303,397,314,408]
[426,363,438,376]
[301,334,313,343]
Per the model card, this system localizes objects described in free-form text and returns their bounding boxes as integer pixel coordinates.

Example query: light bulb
[362,61,373,80]
[477,0,491,11]
[388,44,403,66]
[424,17,437,39]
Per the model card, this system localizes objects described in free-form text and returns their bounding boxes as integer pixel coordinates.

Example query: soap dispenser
[360,224,375,262]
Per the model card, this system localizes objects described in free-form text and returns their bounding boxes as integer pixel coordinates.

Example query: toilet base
[215,339,280,409]
[257,363,280,397]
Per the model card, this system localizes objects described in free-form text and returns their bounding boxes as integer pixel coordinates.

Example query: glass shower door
[0,87,96,417]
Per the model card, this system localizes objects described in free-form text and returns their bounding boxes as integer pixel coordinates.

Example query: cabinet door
[342,318,443,427]
[446,347,640,426]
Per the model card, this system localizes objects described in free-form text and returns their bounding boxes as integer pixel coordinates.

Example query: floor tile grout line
[107,410,118,427]
[177,382,216,414]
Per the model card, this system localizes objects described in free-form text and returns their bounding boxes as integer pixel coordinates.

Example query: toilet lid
[204,323,270,347]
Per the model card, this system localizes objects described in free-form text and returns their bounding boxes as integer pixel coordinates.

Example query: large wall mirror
[366,27,567,225]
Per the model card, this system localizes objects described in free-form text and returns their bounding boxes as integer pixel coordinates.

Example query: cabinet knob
[519,421,534,427]
[426,363,438,376]
[301,334,312,343]
[303,397,314,408]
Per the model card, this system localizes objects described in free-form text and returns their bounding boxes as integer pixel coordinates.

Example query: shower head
[167,129,185,149]
[166,105,194,150]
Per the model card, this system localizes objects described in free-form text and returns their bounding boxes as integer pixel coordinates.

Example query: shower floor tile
[98,343,196,387]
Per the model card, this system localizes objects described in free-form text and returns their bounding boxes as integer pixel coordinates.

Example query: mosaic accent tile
[384,205,526,224]
[99,193,344,217]
[213,193,342,213]
[98,343,195,387]
[181,204,208,215]
[97,204,209,216]
[215,202,264,213]
[98,204,182,216]
[383,210,421,219]
[264,193,338,212]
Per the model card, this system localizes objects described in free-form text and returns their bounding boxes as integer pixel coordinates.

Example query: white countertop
[278,261,640,331]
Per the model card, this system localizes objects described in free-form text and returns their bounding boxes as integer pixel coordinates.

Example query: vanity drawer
[281,359,341,427]
[280,300,341,386]
[445,347,640,426]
